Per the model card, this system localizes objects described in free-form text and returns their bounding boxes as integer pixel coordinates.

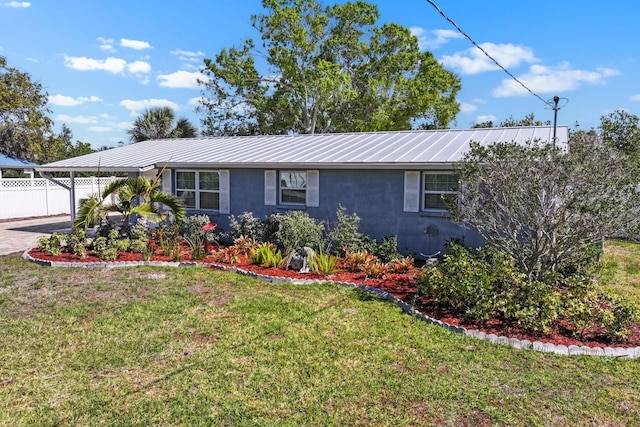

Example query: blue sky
[1,0,639,149]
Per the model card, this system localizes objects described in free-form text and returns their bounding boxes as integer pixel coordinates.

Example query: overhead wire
[424,0,552,107]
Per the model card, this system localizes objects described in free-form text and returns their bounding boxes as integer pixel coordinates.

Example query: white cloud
[1,1,30,8]
[119,98,180,112]
[170,49,206,63]
[89,126,112,132]
[441,42,538,75]
[459,102,477,113]
[188,97,205,106]
[113,121,133,130]
[631,94,640,101]
[56,114,98,124]
[126,60,151,74]
[410,27,462,50]
[49,94,102,106]
[492,62,621,97]
[97,37,115,52]
[64,55,150,76]
[157,70,206,89]
[120,38,152,50]
[475,115,496,124]
[64,56,127,73]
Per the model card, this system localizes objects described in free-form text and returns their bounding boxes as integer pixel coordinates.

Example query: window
[279,171,307,205]
[176,170,220,210]
[423,173,459,210]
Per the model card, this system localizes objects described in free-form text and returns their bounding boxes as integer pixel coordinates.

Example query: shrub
[361,261,389,279]
[154,224,180,256]
[313,251,340,275]
[130,238,148,253]
[325,205,365,255]
[387,257,414,273]
[250,242,284,267]
[416,243,561,332]
[274,211,324,253]
[344,249,377,273]
[374,235,402,262]
[229,211,264,241]
[210,246,242,264]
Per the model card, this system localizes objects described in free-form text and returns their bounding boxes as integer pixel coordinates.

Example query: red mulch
[26,247,640,349]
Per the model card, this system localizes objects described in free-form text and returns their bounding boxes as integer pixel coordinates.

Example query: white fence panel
[0,177,118,220]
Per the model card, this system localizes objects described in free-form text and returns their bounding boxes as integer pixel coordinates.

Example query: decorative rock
[589,347,605,357]
[604,347,617,357]
[475,331,486,341]
[519,339,532,350]
[569,345,586,356]
[508,338,522,349]
[486,334,498,343]
[497,336,509,345]
[532,341,545,352]
[634,347,640,359]
[614,347,631,358]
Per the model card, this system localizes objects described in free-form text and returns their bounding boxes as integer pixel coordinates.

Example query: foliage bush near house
[325,204,366,255]
[250,242,284,268]
[228,211,265,242]
[274,210,324,254]
[417,243,639,339]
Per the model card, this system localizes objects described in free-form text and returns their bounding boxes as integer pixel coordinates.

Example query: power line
[424,0,551,107]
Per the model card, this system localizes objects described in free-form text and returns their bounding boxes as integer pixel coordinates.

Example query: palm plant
[74,176,186,235]
[127,107,198,142]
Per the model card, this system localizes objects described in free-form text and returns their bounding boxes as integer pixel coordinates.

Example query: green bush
[229,211,264,241]
[250,242,284,267]
[313,251,340,275]
[374,235,402,262]
[417,243,561,332]
[274,211,324,253]
[325,205,366,255]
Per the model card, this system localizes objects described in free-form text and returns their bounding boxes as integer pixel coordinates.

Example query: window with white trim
[279,170,307,205]
[423,172,459,210]
[176,170,220,210]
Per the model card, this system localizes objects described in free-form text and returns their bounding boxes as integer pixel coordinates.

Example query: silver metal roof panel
[37,126,569,172]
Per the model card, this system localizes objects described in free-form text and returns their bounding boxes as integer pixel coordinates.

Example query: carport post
[69,171,76,225]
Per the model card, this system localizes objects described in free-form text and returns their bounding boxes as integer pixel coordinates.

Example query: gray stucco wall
[178,168,482,257]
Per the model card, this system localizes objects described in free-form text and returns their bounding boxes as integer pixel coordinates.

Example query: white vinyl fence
[0,176,119,220]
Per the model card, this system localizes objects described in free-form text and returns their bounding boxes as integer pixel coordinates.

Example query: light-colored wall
[0,177,118,220]
[175,168,482,257]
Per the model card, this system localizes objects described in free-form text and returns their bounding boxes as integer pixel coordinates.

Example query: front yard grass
[1,253,639,426]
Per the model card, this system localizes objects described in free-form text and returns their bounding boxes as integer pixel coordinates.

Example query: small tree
[74,176,186,235]
[453,131,640,282]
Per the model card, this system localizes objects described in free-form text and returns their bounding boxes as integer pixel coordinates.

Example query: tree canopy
[0,55,53,162]
[127,107,198,143]
[472,112,550,128]
[198,0,461,136]
[453,132,640,282]
[599,109,640,157]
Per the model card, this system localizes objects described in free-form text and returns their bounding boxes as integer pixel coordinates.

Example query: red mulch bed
[27,247,640,349]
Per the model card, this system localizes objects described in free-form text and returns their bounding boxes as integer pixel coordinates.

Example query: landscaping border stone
[22,250,640,359]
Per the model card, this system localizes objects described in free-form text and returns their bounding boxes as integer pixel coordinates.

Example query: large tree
[127,107,198,143]
[452,132,640,282]
[41,124,94,164]
[599,109,640,156]
[0,55,53,162]
[198,0,461,136]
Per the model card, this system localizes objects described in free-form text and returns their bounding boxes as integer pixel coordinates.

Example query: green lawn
[1,253,639,426]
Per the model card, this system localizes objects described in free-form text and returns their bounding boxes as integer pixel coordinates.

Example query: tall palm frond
[127,107,198,142]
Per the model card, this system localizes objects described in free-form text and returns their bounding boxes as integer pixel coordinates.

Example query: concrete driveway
[0,215,73,255]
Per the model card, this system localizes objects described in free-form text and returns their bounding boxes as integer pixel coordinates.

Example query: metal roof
[36,126,569,172]
[0,153,37,169]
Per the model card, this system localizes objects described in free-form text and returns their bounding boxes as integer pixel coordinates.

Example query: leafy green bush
[313,251,340,275]
[274,211,324,253]
[326,205,366,255]
[250,242,284,267]
[417,243,561,332]
[229,211,264,241]
[374,235,402,262]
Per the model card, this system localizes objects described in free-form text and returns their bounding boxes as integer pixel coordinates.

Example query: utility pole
[552,96,560,146]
